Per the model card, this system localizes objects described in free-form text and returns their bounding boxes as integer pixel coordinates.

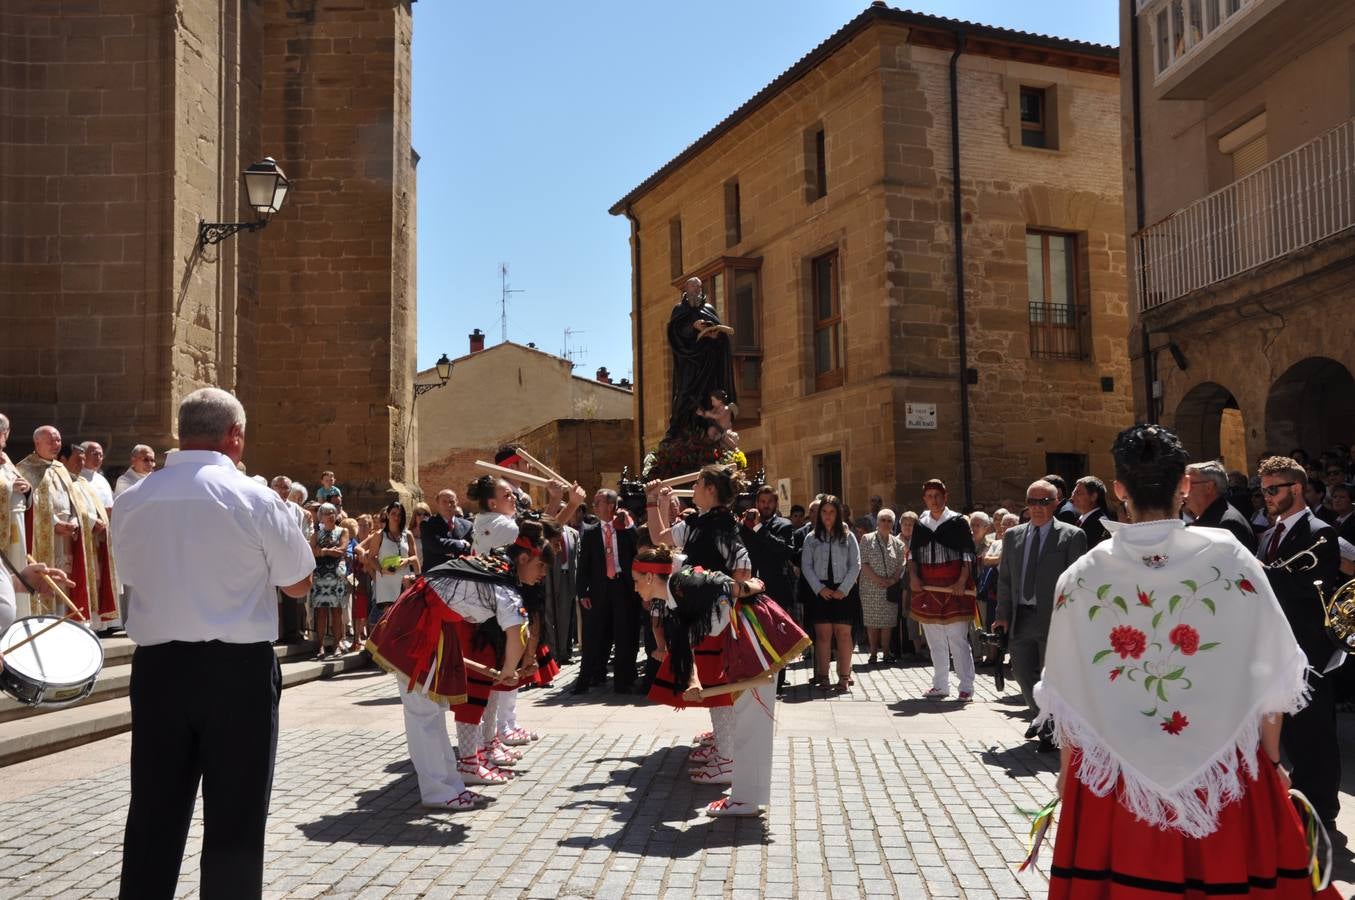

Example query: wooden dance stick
[698,673,775,699]
[462,657,501,680]
[658,471,702,488]
[918,584,977,597]
[473,460,554,488]
[2,612,82,655]
[25,554,88,622]
[670,489,695,499]
[513,448,567,484]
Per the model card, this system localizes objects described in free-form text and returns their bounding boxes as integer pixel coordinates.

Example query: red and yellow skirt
[908,559,976,626]
[1050,749,1339,899]
[450,618,498,724]
[365,579,467,707]
[647,635,734,709]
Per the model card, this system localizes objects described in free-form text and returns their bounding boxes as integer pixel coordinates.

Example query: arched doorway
[1266,357,1355,455]
[1174,381,1246,471]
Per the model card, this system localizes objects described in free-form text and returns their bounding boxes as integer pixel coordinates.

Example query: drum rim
[0,615,105,684]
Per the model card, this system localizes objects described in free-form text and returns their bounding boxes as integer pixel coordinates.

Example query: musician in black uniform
[1257,455,1343,834]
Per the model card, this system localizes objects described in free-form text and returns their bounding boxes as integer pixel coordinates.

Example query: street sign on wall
[905,402,937,430]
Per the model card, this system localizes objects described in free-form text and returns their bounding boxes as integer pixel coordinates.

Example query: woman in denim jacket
[800,496,860,692]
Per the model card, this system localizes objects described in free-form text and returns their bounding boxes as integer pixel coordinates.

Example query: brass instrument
[1265,536,1355,650]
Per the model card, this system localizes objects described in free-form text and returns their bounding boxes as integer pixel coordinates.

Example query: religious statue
[665,276,737,441]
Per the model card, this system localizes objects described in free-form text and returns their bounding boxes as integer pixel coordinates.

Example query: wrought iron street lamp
[413,354,453,398]
[198,157,290,246]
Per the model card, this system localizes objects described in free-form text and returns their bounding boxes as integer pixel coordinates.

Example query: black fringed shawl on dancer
[680,508,745,575]
[366,553,520,705]
[907,511,977,625]
[648,568,736,709]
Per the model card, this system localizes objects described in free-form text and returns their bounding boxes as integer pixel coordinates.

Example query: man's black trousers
[119,640,281,900]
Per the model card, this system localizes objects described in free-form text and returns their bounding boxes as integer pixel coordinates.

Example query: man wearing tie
[574,489,638,695]
[1257,456,1343,835]
[994,479,1088,751]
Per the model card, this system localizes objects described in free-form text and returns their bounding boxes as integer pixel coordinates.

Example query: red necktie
[604,523,617,579]
[1265,522,1286,564]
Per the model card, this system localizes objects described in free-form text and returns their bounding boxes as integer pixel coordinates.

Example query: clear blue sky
[411,1,1118,377]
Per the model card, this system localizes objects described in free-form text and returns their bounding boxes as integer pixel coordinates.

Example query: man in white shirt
[79,441,114,514]
[113,444,156,499]
[112,387,314,899]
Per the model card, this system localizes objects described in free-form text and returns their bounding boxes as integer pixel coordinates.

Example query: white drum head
[0,616,103,685]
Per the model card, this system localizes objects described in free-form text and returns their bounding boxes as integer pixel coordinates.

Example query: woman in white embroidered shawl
[1036,425,1337,899]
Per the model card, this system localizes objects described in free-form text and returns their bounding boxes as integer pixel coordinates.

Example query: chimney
[596,366,611,384]
[469,328,485,354]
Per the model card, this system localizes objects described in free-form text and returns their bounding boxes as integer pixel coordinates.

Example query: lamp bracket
[198,217,268,247]
[413,381,447,398]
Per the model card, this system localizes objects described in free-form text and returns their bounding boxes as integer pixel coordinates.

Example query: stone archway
[1174,381,1246,471]
[1265,357,1355,455]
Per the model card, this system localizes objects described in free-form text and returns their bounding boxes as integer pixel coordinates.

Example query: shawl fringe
[1036,647,1310,839]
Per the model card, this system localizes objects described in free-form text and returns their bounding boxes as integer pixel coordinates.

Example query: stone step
[0,651,370,767]
[0,640,327,725]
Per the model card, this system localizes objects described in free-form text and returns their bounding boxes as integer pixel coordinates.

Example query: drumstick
[24,555,88,621]
[473,460,554,487]
[513,448,566,484]
[659,471,702,488]
[698,672,775,699]
[2,612,82,655]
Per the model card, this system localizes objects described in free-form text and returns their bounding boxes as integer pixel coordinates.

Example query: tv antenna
[562,327,587,369]
[499,262,525,343]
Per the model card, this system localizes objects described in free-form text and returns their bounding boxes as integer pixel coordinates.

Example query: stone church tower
[0,0,419,506]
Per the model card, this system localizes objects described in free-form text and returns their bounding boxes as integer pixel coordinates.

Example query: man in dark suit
[995,479,1088,751]
[1258,457,1343,833]
[1069,476,1112,546]
[740,485,797,692]
[544,522,579,665]
[1328,481,1355,546]
[1184,461,1258,554]
[574,489,639,695]
[421,489,474,570]
[1044,474,1080,525]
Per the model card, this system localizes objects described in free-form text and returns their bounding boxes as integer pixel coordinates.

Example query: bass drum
[0,616,104,707]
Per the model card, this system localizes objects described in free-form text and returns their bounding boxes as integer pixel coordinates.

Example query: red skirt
[353,588,369,621]
[1050,750,1339,899]
[647,635,734,709]
[529,643,560,686]
[908,559,975,625]
[450,619,497,724]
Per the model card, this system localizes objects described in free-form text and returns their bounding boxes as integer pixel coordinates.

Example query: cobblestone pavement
[1,654,1352,899]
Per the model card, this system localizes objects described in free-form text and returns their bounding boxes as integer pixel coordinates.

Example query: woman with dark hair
[361,500,418,628]
[1035,425,1336,898]
[801,496,861,691]
[466,474,520,554]
[367,517,549,812]
[645,465,752,785]
[632,543,806,817]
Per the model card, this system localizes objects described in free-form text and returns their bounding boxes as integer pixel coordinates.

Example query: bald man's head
[33,426,61,460]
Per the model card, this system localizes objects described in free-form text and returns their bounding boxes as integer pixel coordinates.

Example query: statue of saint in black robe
[665,292,737,440]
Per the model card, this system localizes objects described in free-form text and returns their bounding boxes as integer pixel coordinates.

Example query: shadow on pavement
[975,743,1057,780]
[296,772,470,847]
[887,698,969,717]
[353,695,402,706]
[555,748,772,856]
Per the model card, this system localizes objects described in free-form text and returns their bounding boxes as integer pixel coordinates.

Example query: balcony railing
[1135,117,1355,312]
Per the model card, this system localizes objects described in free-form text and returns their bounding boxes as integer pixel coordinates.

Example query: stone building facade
[0,0,419,506]
[611,5,1131,511]
[1120,0,1355,468]
[416,336,635,507]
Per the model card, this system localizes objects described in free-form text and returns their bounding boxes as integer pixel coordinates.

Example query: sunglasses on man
[1260,482,1297,497]
[1026,496,1057,506]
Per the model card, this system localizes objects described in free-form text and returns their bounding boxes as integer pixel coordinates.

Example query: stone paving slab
[0,655,1352,898]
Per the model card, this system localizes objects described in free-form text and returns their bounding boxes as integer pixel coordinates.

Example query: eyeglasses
[1261,482,1298,496]
[1025,496,1057,506]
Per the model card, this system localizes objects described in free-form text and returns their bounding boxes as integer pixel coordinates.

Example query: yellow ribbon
[739,605,783,667]
[1015,796,1059,873]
